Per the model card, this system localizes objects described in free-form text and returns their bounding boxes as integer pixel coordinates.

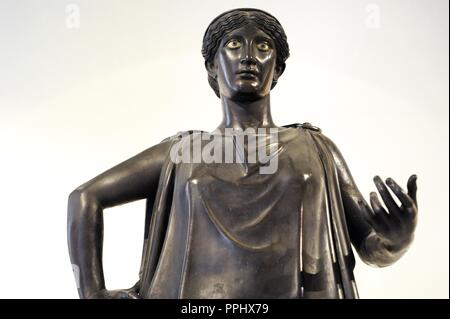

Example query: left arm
[321,135,418,267]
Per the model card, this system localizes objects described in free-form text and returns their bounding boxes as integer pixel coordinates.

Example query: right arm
[67,140,172,299]
[320,134,418,268]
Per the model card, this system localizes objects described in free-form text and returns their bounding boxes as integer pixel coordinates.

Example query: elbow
[68,187,92,213]
[67,186,100,229]
[68,188,82,209]
[67,186,103,255]
[68,185,99,209]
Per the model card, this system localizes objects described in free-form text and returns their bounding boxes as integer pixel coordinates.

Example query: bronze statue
[67,8,418,299]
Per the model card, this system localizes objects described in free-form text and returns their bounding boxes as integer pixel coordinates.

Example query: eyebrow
[222,34,273,45]
[256,35,272,43]
[222,34,243,44]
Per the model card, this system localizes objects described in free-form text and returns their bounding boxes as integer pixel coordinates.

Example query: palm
[366,175,418,248]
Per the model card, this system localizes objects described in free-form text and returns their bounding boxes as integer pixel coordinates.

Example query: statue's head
[202,8,290,101]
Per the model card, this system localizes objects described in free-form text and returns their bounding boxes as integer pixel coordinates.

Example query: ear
[205,60,217,79]
[273,62,286,81]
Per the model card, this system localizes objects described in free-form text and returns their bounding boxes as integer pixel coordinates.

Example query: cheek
[217,52,233,74]
[218,52,241,86]
[259,53,274,64]
[259,54,277,80]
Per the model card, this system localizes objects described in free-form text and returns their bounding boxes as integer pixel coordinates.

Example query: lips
[237,69,259,79]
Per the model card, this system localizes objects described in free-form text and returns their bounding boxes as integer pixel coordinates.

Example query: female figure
[68,8,418,299]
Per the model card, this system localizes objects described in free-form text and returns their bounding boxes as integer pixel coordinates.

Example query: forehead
[223,23,272,40]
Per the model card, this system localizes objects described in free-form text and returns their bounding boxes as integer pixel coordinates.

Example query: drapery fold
[137,125,359,299]
[307,129,358,299]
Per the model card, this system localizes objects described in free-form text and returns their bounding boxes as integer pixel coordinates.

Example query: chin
[221,79,269,101]
[230,89,265,102]
[234,79,260,92]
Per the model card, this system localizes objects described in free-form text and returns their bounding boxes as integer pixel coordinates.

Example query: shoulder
[283,122,343,157]
[153,129,207,159]
[283,122,322,133]
[160,130,206,143]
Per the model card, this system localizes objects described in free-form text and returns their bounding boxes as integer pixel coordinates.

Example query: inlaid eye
[226,39,241,49]
[257,41,271,52]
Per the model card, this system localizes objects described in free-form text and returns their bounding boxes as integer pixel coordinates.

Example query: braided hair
[202,8,290,98]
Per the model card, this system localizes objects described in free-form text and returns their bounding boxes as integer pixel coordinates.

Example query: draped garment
[137,124,358,299]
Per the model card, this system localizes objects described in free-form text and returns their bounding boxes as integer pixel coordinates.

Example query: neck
[216,94,278,132]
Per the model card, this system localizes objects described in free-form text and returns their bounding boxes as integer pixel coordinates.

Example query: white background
[0,0,448,298]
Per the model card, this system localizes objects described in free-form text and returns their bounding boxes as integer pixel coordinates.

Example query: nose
[240,56,257,66]
[240,43,257,65]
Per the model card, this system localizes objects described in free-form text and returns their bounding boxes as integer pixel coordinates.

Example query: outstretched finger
[386,178,415,210]
[407,175,418,205]
[373,176,399,216]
